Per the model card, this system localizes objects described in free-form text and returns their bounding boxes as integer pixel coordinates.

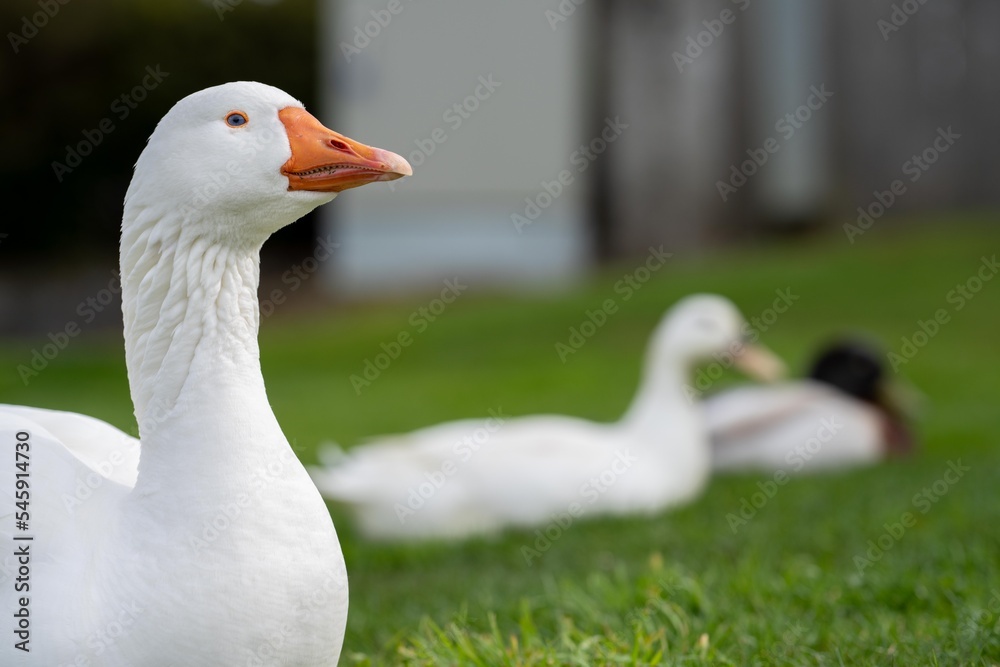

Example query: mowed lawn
[1,220,998,665]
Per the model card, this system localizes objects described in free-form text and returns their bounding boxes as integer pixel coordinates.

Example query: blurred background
[3,2,1000,661]
[1,0,997,325]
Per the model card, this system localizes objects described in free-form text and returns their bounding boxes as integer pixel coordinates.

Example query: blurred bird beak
[734,343,787,382]
[279,107,412,193]
[878,378,926,422]
[875,380,923,457]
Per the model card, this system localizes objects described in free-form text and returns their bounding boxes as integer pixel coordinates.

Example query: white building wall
[320,0,591,297]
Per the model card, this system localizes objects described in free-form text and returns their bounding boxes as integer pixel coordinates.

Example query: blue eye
[226,112,248,127]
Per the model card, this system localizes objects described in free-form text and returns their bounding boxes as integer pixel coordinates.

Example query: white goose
[706,339,917,473]
[0,81,410,666]
[310,294,785,540]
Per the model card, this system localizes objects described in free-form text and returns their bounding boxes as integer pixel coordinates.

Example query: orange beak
[278,107,412,193]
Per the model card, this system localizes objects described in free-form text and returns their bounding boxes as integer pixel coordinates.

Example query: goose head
[118,82,411,428]
[125,81,411,243]
[651,294,786,382]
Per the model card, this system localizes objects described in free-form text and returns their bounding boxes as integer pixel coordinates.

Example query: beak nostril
[329,139,351,152]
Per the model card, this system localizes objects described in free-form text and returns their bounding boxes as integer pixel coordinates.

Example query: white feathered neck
[620,314,697,431]
[117,191,297,511]
[120,203,263,435]
[622,355,692,431]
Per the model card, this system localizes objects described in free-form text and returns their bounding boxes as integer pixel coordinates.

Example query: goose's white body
[0,82,409,666]
[311,295,779,540]
[705,381,885,473]
[314,412,703,540]
[0,405,347,667]
[0,404,140,485]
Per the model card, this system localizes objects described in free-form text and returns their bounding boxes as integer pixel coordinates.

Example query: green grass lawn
[2,220,999,665]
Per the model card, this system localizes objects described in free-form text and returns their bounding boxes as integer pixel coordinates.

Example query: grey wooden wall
[602,0,1000,259]
[832,0,1000,212]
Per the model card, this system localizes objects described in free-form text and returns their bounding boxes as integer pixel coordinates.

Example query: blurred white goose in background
[310,294,786,541]
[0,81,410,666]
[706,338,917,473]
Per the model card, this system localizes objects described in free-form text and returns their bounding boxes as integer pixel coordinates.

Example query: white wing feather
[0,409,132,663]
[704,382,882,472]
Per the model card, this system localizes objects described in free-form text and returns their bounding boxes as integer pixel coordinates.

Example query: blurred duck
[310,294,786,540]
[706,339,917,473]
